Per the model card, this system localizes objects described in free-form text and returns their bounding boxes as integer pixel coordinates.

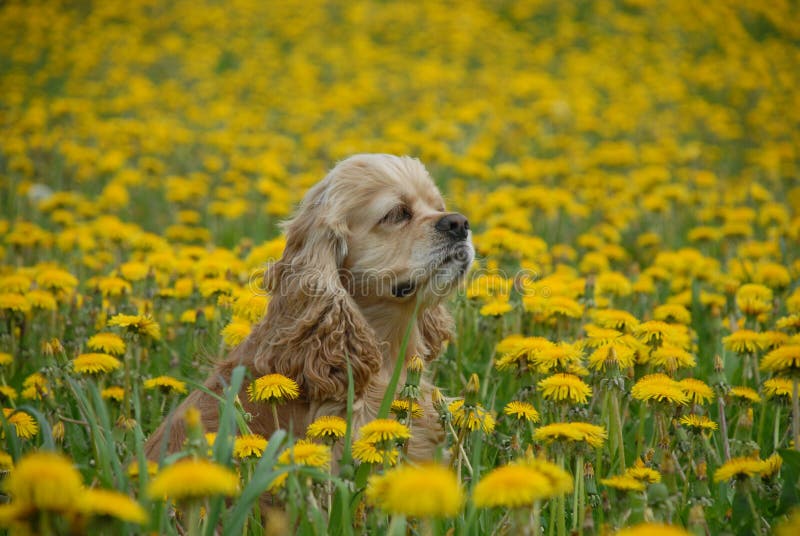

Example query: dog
[145,154,474,462]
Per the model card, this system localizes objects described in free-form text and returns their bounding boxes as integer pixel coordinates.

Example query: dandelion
[147,459,239,500]
[653,304,691,324]
[534,422,607,449]
[631,374,689,406]
[480,298,513,316]
[473,460,572,508]
[79,489,148,524]
[127,460,158,479]
[0,353,12,366]
[615,523,691,536]
[358,419,411,443]
[248,373,299,403]
[221,318,252,347]
[233,434,268,459]
[625,459,661,483]
[0,293,30,313]
[21,372,50,400]
[592,309,640,331]
[390,399,424,419]
[72,352,122,374]
[108,313,161,340]
[760,345,800,374]
[87,332,126,355]
[35,268,78,293]
[26,289,57,311]
[101,385,125,402]
[736,283,773,316]
[352,438,399,466]
[503,401,540,423]
[3,452,83,513]
[367,464,463,517]
[144,376,187,394]
[538,373,592,404]
[448,399,496,434]
[729,386,761,404]
[633,320,677,347]
[713,456,767,483]
[678,414,718,433]
[270,440,332,490]
[0,386,17,402]
[2,408,39,439]
[722,330,762,354]
[764,377,792,399]
[531,342,583,374]
[679,378,715,405]
[600,474,646,492]
[306,415,347,442]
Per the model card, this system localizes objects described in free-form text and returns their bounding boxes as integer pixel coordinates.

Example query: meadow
[1,0,800,534]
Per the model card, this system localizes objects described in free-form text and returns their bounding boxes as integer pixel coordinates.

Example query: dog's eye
[380,205,412,225]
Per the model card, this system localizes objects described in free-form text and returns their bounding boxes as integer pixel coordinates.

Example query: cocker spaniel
[145,154,474,461]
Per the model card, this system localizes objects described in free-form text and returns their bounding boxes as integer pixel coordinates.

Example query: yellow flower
[358,419,411,443]
[233,434,268,459]
[729,386,761,404]
[352,438,399,466]
[592,309,640,331]
[4,452,84,512]
[367,464,463,517]
[534,422,607,448]
[101,386,125,402]
[625,459,661,483]
[631,374,689,406]
[144,376,187,395]
[248,373,300,403]
[148,459,240,500]
[306,415,347,441]
[722,330,763,354]
[653,304,691,325]
[531,342,583,374]
[232,293,270,323]
[479,298,513,317]
[72,353,122,374]
[775,508,800,536]
[503,401,540,423]
[2,408,39,439]
[0,353,12,366]
[713,456,768,483]
[537,373,592,404]
[390,399,424,418]
[600,475,646,492]
[764,377,793,399]
[615,523,691,536]
[108,313,161,340]
[95,276,132,297]
[127,460,158,479]
[595,271,632,297]
[0,385,18,401]
[588,340,637,371]
[26,289,57,311]
[0,293,30,313]
[761,453,782,479]
[736,283,773,316]
[473,459,572,508]
[87,332,126,355]
[79,488,147,524]
[221,318,252,347]
[21,372,50,400]
[448,399,496,434]
[678,378,714,405]
[633,321,679,347]
[35,268,78,293]
[760,345,800,374]
[678,414,718,432]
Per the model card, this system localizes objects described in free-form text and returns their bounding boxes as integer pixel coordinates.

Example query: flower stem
[611,392,626,470]
[271,403,280,432]
[792,377,799,452]
[572,453,585,535]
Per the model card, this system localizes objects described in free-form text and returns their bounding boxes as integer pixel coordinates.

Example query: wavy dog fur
[145,154,473,462]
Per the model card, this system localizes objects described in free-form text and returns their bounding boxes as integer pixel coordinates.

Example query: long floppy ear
[417,303,454,361]
[250,188,382,401]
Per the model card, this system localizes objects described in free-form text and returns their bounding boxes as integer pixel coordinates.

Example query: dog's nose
[435,213,470,241]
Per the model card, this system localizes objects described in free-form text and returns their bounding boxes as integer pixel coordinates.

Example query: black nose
[435,213,470,241]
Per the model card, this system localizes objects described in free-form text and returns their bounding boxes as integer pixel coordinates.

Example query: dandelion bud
[52,421,65,442]
[464,373,480,406]
[714,354,724,373]
[408,354,424,373]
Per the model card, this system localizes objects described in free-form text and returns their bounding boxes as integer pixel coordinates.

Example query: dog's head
[254,154,473,401]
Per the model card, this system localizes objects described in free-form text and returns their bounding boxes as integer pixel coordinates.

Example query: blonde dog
[145,154,473,461]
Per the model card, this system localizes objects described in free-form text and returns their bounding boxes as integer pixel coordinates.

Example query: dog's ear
[251,187,382,401]
[417,303,454,361]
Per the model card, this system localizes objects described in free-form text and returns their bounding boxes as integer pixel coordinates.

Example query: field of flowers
[2,0,800,534]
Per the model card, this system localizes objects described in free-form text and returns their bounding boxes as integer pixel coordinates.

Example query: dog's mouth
[391,242,473,299]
